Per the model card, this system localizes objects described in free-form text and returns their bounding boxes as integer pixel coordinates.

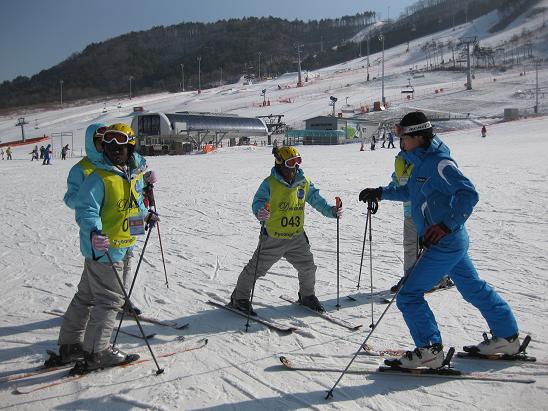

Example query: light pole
[535,59,541,114]
[129,75,134,99]
[180,64,185,91]
[220,66,223,86]
[295,44,304,87]
[258,51,262,81]
[60,80,64,107]
[366,35,370,81]
[379,34,385,105]
[197,56,202,92]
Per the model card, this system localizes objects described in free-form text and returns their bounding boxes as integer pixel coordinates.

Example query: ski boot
[44,343,85,367]
[430,276,454,292]
[298,293,326,313]
[70,346,139,375]
[463,332,520,355]
[390,277,404,293]
[229,292,256,316]
[384,343,445,369]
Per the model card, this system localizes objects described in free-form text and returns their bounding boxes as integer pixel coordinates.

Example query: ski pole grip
[335,196,342,209]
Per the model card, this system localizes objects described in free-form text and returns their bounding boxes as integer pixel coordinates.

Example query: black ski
[279,354,535,384]
[279,295,361,330]
[207,300,298,334]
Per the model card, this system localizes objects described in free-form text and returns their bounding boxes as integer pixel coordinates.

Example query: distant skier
[42,144,52,165]
[387,130,395,148]
[381,130,387,148]
[230,146,341,315]
[6,146,12,160]
[359,111,521,369]
[0,147,4,160]
[481,125,487,138]
[370,134,376,151]
[47,123,157,372]
[61,144,70,160]
[39,145,45,159]
[29,146,39,161]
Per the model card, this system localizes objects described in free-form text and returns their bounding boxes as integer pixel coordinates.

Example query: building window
[138,115,160,135]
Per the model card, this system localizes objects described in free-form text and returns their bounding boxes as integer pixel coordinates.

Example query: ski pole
[105,251,164,375]
[112,222,154,346]
[246,203,270,332]
[356,199,378,289]
[325,247,426,400]
[335,196,342,310]
[367,200,377,328]
[145,183,169,288]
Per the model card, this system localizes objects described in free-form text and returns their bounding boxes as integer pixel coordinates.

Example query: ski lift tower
[15,117,29,141]
[458,36,477,90]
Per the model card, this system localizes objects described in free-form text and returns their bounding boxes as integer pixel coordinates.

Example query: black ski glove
[359,187,382,203]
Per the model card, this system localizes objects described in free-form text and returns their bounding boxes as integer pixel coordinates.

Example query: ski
[278,356,535,384]
[207,300,297,334]
[43,310,157,340]
[124,312,190,330]
[360,344,406,357]
[0,364,73,384]
[346,289,391,302]
[14,338,208,394]
[279,295,362,331]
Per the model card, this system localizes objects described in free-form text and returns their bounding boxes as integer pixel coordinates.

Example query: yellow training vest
[94,169,141,248]
[265,176,310,239]
[79,157,95,177]
[395,156,413,185]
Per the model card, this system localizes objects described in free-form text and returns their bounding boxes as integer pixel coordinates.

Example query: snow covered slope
[0,4,547,410]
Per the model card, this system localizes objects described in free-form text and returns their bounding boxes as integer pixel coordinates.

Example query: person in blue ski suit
[42,144,52,165]
[359,111,520,369]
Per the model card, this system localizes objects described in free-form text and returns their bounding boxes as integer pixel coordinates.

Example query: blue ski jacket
[74,153,148,263]
[252,167,336,219]
[381,136,478,238]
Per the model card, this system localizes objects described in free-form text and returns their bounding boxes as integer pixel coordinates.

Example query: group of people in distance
[48,111,522,374]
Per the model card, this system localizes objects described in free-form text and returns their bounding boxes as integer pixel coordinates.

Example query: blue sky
[0,0,416,82]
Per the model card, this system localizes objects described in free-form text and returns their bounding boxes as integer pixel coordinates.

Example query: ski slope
[1,4,548,410]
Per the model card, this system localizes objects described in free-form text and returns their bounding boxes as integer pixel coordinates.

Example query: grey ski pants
[233,231,317,300]
[58,254,132,353]
[403,216,419,274]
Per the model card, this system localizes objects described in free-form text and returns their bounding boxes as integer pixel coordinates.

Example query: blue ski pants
[396,228,518,348]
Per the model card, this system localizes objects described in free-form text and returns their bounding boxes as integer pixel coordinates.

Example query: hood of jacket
[84,123,105,164]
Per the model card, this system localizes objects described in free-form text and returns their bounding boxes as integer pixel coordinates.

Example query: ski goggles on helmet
[93,126,107,140]
[395,121,432,137]
[102,130,135,145]
[284,155,302,168]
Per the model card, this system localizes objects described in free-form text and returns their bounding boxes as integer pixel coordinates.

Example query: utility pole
[257,51,262,81]
[197,56,202,92]
[379,34,385,105]
[535,59,541,114]
[129,75,133,99]
[366,35,370,81]
[220,66,223,86]
[180,64,185,91]
[60,80,64,107]
[295,44,304,87]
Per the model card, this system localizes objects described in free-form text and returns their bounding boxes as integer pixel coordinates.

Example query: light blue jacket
[252,167,336,219]
[75,153,148,263]
[64,123,105,209]
[381,136,478,238]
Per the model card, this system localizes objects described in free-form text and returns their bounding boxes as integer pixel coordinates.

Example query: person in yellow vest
[63,123,155,316]
[48,123,158,372]
[230,146,342,315]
